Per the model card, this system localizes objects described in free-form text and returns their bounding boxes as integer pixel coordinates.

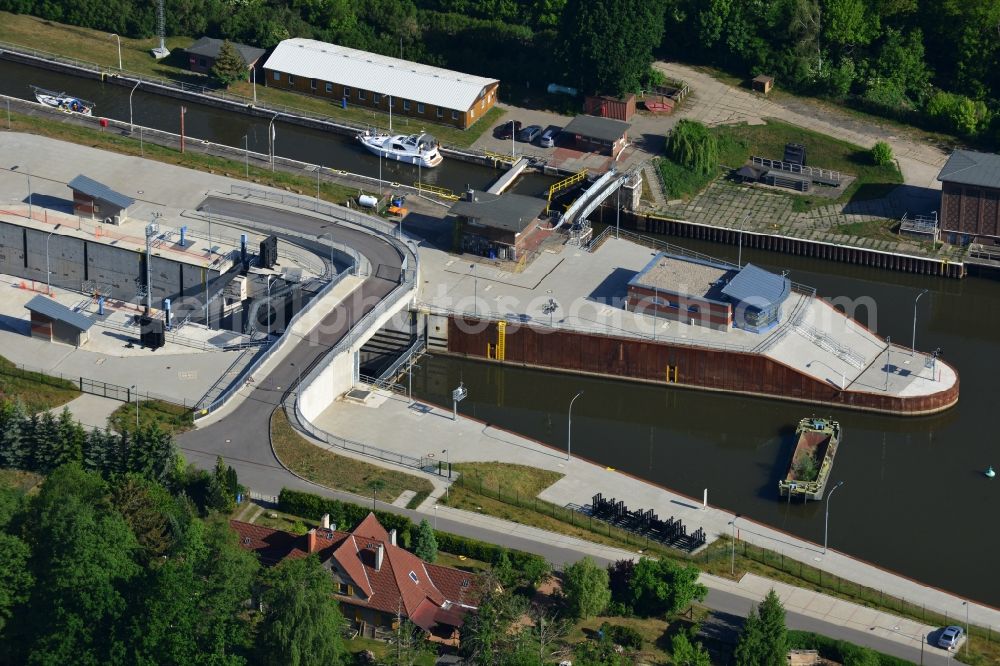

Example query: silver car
[938,625,964,650]
[539,127,560,147]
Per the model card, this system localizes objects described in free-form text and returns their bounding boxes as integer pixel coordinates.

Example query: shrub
[788,630,912,666]
[925,91,991,136]
[599,622,643,650]
[870,141,894,166]
[278,488,413,543]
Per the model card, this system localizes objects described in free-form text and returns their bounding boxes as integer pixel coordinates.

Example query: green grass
[566,615,679,664]
[108,398,193,435]
[270,409,434,504]
[5,110,365,203]
[0,356,80,413]
[833,218,899,242]
[0,11,501,148]
[453,461,562,497]
[713,118,903,209]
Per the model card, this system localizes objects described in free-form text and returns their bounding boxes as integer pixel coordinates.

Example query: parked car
[539,126,561,147]
[494,121,522,140]
[938,625,964,650]
[517,124,543,142]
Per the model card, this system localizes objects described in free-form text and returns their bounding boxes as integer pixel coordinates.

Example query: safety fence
[0,361,189,406]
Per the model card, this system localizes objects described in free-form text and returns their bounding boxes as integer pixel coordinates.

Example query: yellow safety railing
[414,182,460,201]
[496,321,506,361]
[546,170,588,214]
[484,151,518,166]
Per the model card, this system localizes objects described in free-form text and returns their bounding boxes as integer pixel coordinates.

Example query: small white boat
[357,130,442,168]
[31,85,94,116]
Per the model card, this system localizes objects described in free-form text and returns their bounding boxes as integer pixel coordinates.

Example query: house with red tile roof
[231,513,478,640]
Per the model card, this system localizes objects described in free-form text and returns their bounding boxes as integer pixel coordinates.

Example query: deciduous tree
[562,556,610,619]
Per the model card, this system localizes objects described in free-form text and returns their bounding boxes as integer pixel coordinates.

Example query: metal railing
[194,268,348,418]
[751,156,842,183]
[357,374,408,395]
[374,335,426,383]
[0,361,186,406]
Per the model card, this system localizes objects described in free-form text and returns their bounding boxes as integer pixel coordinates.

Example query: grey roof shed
[25,295,94,331]
[449,191,546,233]
[563,115,631,142]
[937,150,1000,188]
[67,175,135,210]
[721,263,790,309]
[185,37,266,65]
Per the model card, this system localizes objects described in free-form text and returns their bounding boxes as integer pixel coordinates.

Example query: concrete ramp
[554,170,624,229]
[486,157,530,195]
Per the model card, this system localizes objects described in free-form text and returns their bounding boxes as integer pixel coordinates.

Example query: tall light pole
[911,288,928,355]
[44,224,60,295]
[510,119,516,159]
[566,390,584,461]
[265,275,276,338]
[885,336,891,391]
[737,212,752,268]
[470,264,477,316]
[128,79,140,132]
[268,113,280,172]
[729,515,739,575]
[964,601,970,656]
[615,177,622,240]
[110,33,122,70]
[242,134,249,178]
[823,480,845,554]
[317,233,335,276]
[25,166,33,221]
[130,384,139,430]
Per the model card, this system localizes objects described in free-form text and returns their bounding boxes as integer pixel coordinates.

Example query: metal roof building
[262,38,500,129]
[25,295,93,347]
[67,174,135,223]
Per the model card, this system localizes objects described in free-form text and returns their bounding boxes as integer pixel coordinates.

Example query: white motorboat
[357,130,443,168]
[31,85,94,116]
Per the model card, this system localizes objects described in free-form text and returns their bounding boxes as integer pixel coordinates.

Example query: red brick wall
[941,181,1000,241]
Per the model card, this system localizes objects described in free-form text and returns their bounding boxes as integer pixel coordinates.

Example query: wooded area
[1,0,997,138]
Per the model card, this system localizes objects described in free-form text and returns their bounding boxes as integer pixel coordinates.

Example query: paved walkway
[49,393,120,430]
[310,388,1000,631]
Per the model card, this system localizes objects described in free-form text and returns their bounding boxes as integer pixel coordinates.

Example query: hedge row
[788,630,912,666]
[278,488,548,575]
[278,488,414,546]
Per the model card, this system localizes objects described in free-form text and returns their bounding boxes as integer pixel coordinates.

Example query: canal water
[0,58,555,197]
[410,238,1000,607]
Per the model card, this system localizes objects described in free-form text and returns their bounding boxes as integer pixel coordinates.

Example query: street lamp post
[44,225,60,295]
[964,601,970,656]
[510,119,516,160]
[268,113,280,172]
[243,135,249,178]
[442,449,450,500]
[265,275,276,338]
[729,516,739,575]
[110,34,122,70]
[911,288,928,355]
[885,336,891,391]
[130,384,139,430]
[25,166,33,221]
[470,264,478,316]
[823,481,845,554]
[567,390,584,461]
[317,233,335,276]
[128,80,140,132]
[737,212,752,268]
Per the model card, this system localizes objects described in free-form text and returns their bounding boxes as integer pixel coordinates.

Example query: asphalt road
[178,200,948,665]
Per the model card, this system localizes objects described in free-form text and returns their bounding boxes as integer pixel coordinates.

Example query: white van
[539,127,560,148]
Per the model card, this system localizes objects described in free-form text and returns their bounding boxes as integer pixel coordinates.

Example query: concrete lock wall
[85,241,144,301]
[298,285,416,422]
[0,223,25,273]
[24,228,87,288]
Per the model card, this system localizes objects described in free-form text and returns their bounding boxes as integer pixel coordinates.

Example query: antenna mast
[150,0,171,59]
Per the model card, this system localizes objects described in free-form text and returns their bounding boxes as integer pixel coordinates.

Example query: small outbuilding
[67,175,135,224]
[752,75,774,94]
[449,190,547,261]
[185,37,266,78]
[562,115,631,158]
[25,295,93,347]
[583,94,636,121]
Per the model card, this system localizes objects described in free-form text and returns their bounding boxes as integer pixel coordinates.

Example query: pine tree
[82,428,112,473]
[210,41,248,87]
[734,589,787,666]
[31,412,59,473]
[413,519,438,562]
[53,408,84,469]
[0,401,28,469]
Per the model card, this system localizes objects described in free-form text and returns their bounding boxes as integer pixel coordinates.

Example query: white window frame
[436,107,443,118]
[288,74,295,85]
[358,90,367,101]
[417,103,424,114]
[451,110,459,120]
[325,82,333,93]
[403,100,411,111]
[272,71,280,81]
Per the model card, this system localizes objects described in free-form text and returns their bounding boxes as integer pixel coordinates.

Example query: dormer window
[408,571,419,584]
[461,579,470,588]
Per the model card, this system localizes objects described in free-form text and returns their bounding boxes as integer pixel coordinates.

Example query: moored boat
[357,130,442,168]
[31,85,94,116]
[778,417,840,501]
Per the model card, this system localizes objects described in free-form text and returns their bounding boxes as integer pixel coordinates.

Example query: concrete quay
[310,387,1000,633]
